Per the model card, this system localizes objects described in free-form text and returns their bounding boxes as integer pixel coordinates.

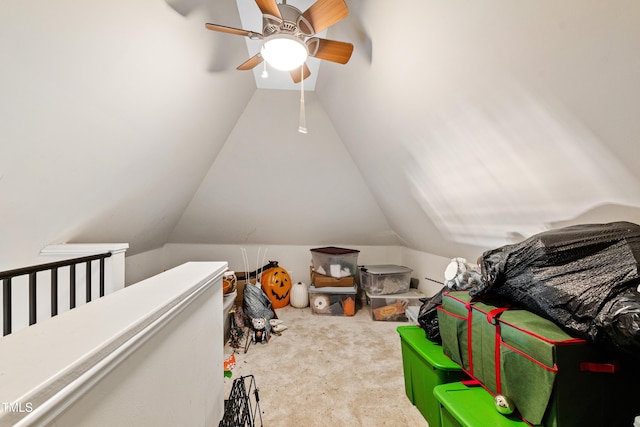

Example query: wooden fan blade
[290,63,311,83]
[255,0,282,19]
[307,38,353,64]
[237,54,264,71]
[301,0,348,34]
[205,23,262,39]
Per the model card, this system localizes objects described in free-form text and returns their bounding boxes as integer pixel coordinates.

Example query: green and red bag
[437,291,640,427]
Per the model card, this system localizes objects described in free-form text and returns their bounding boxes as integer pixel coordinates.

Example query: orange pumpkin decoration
[260,265,292,309]
[342,296,355,316]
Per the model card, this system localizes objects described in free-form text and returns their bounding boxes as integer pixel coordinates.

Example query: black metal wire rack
[219,375,263,427]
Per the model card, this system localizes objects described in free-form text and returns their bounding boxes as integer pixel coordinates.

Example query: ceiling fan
[205,0,354,83]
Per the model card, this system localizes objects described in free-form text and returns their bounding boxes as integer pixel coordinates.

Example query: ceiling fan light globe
[261,35,308,71]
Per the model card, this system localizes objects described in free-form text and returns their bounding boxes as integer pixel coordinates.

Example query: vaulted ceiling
[1,0,639,270]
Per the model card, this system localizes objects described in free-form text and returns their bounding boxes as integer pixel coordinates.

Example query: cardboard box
[312,272,355,288]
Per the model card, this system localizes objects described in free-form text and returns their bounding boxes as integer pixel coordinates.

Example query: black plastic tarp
[470,221,640,353]
[418,288,444,343]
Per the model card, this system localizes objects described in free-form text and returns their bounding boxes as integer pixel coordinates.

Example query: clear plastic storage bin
[366,288,424,321]
[308,284,357,316]
[310,247,360,279]
[359,265,413,295]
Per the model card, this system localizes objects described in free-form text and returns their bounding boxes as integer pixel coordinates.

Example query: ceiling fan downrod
[298,64,307,134]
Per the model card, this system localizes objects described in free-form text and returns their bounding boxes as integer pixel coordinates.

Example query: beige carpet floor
[222,302,430,427]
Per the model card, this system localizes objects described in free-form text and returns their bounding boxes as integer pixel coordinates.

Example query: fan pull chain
[261,60,268,78]
[298,65,307,134]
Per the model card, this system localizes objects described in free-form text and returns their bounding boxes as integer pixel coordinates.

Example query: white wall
[400,247,452,297]
[124,247,166,286]
[164,243,402,284]
[168,89,402,249]
[127,243,454,297]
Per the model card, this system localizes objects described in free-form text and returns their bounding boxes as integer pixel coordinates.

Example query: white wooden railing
[1,244,128,337]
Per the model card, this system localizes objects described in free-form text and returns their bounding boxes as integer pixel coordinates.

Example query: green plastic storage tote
[397,325,467,426]
[437,291,640,427]
[434,382,528,427]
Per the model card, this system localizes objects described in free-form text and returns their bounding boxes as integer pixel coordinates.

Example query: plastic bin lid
[433,382,529,426]
[366,288,424,299]
[308,284,357,294]
[310,246,360,255]
[360,264,413,275]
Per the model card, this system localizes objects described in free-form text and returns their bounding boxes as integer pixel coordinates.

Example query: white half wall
[0,262,226,427]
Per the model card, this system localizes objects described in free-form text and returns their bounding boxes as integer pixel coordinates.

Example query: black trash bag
[595,289,640,354]
[471,221,640,352]
[418,287,445,343]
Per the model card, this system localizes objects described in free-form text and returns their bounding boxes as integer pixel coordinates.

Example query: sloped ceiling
[0,0,255,269]
[1,0,640,270]
[314,0,640,256]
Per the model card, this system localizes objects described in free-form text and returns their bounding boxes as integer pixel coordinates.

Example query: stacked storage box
[308,247,359,316]
[437,290,640,427]
[397,325,468,427]
[360,265,424,321]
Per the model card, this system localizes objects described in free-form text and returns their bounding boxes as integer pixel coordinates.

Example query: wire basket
[219,375,263,427]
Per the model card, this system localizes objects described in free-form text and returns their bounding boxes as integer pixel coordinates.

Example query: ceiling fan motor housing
[263,4,314,38]
[205,0,352,80]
